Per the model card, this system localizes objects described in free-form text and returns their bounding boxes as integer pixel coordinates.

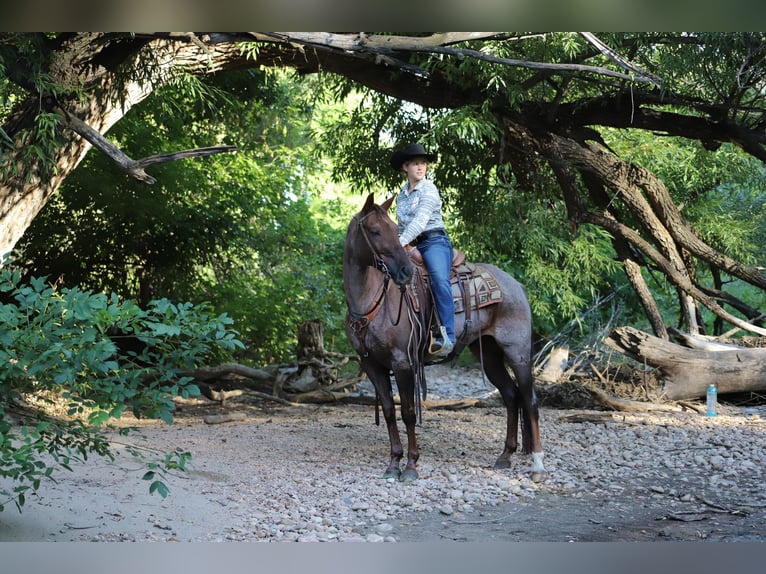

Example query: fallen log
[604,326,766,400]
[666,327,747,352]
[180,362,276,383]
[287,389,497,410]
[586,364,683,412]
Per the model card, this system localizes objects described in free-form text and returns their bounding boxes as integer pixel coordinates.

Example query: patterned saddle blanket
[407,249,503,314]
[451,265,503,313]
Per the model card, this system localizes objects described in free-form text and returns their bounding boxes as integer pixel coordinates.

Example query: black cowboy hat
[389,143,438,171]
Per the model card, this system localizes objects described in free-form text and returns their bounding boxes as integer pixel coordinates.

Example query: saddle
[406,246,503,359]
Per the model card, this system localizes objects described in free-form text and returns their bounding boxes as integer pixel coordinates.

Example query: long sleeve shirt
[396,178,445,246]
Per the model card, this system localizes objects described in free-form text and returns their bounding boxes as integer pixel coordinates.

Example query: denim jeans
[417,234,456,343]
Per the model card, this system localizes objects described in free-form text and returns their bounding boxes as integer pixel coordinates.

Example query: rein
[347,212,407,336]
[349,209,425,424]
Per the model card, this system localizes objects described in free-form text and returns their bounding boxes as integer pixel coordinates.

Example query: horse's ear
[380,195,395,212]
[362,193,375,214]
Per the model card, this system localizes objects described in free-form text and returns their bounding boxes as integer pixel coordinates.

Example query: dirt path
[2,378,765,543]
[0,396,766,542]
[393,476,766,542]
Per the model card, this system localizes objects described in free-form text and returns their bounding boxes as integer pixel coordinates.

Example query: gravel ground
[1,364,765,542]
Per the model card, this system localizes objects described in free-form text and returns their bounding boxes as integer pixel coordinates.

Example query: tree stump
[297,319,325,360]
[286,319,332,393]
[539,346,569,382]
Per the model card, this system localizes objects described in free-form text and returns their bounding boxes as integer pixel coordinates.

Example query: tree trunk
[604,325,766,400]
[281,319,357,394]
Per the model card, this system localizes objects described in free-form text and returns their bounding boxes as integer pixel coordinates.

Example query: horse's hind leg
[470,337,547,482]
[470,338,520,465]
[507,353,547,482]
[363,361,404,479]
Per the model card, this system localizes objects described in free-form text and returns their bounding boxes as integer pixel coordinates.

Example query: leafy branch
[0,262,244,512]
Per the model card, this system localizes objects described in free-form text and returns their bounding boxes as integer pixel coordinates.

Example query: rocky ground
[1,364,765,542]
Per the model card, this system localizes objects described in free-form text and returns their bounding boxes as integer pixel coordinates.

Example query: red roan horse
[344,193,546,482]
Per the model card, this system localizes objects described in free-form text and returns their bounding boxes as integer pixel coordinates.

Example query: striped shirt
[396,178,445,246]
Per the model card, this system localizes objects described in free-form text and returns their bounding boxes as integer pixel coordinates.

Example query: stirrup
[429,326,454,357]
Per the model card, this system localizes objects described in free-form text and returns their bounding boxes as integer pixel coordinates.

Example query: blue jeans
[417,234,456,343]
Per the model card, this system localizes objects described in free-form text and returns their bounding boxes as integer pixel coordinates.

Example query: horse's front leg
[393,367,419,481]
[364,361,404,479]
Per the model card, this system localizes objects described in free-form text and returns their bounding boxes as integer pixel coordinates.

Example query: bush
[0,264,243,511]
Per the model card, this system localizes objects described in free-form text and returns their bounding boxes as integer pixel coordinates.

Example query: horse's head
[347,193,414,286]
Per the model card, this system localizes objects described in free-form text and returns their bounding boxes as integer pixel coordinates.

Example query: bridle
[354,210,394,277]
[348,207,427,423]
[347,210,408,334]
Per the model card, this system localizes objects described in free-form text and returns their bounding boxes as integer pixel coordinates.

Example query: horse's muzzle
[393,263,414,286]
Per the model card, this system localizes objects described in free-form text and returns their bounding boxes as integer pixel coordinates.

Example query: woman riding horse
[344,193,546,483]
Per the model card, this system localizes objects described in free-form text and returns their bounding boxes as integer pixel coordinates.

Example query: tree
[13,67,349,362]
[4,32,766,339]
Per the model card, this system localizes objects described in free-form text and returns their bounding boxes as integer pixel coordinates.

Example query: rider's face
[402,157,429,182]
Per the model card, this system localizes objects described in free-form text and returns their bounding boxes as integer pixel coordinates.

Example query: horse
[343,193,547,483]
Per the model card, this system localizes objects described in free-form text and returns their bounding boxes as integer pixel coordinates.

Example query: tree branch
[582,209,766,337]
[250,32,661,85]
[57,108,236,184]
[579,32,662,87]
[560,92,766,161]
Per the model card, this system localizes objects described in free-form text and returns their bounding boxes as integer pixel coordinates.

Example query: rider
[389,143,456,358]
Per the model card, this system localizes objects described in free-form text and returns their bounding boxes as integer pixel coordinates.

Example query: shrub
[0,264,243,511]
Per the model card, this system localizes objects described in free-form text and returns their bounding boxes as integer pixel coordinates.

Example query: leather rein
[348,209,426,424]
[347,211,408,337]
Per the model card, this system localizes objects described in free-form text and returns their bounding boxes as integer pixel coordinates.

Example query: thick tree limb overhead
[248,32,661,85]
[578,32,662,86]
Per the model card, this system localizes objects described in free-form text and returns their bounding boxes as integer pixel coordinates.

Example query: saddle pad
[452,268,503,313]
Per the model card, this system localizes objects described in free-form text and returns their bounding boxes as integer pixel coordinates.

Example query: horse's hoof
[494,458,511,470]
[382,468,401,480]
[530,470,548,483]
[400,468,418,482]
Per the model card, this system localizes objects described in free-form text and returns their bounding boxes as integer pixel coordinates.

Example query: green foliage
[15,68,348,362]
[450,183,626,335]
[141,449,191,499]
[0,34,75,180]
[0,263,243,512]
[610,132,766,262]
[0,414,113,513]
[636,33,766,125]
